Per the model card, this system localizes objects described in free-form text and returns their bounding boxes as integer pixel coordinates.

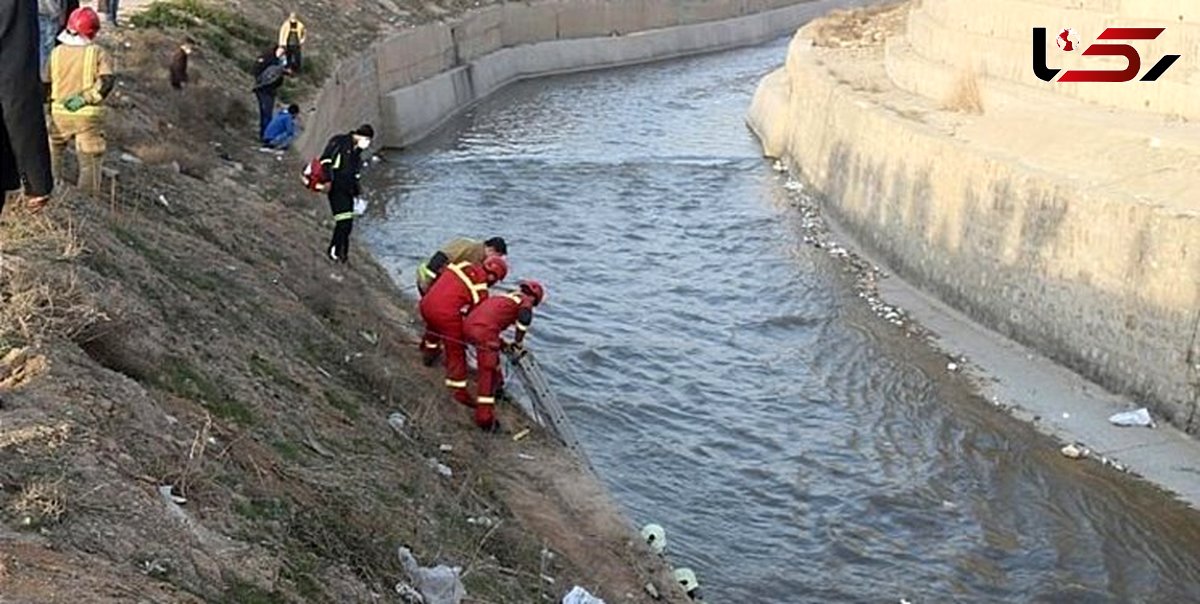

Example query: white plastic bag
[562,586,606,604]
[1108,407,1154,428]
[397,547,466,604]
[353,196,368,216]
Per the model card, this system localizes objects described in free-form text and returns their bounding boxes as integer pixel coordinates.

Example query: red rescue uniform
[418,261,490,404]
[463,292,535,426]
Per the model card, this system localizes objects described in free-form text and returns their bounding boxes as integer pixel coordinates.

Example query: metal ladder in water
[504,348,592,470]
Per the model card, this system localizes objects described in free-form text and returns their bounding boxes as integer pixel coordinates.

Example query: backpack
[301,158,327,192]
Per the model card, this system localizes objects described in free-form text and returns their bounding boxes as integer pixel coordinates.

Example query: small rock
[438,444,453,452]
[119,152,143,164]
[946,362,959,372]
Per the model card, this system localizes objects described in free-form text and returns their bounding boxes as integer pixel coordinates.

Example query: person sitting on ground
[416,236,508,296]
[261,103,299,149]
[169,38,194,90]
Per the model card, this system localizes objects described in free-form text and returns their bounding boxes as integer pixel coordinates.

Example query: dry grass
[10,479,67,526]
[0,423,71,451]
[944,66,984,114]
[0,263,108,345]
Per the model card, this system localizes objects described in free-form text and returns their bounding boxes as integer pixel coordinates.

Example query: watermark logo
[1055,28,1079,51]
[1033,27,1181,82]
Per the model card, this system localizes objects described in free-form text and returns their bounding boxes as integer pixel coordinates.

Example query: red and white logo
[1056,28,1079,51]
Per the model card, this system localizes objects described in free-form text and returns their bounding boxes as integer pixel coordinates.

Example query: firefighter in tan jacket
[48,7,114,194]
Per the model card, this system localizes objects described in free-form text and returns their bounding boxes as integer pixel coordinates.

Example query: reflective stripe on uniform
[423,341,440,349]
[504,293,523,304]
[51,46,103,117]
[476,396,495,405]
[333,211,355,222]
[446,262,487,305]
[516,323,529,332]
[445,379,468,389]
[419,263,437,279]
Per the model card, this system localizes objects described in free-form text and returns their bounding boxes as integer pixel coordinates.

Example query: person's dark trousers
[327,189,354,262]
[106,0,119,23]
[254,89,274,139]
[286,45,302,72]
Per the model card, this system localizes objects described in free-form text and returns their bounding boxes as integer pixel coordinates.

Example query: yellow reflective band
[446,262,482,305]
[83,46,95,92]
[516,324,529,332]
[333,211,355,222]
[505,293,523,304]
[419,264,437,279]
[445,379,467,389]
[423,341,439,349]
[476,397,495,405]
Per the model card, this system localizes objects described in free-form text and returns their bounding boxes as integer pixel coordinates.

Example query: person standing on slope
[463,279,545,431]
[317,124,373,263]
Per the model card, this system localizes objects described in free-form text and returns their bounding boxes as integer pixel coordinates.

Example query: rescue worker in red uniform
[463,280,545,430]
[419,256,508,406]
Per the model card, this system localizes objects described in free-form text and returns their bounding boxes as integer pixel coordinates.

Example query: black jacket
[0,0,53,197]
[319,134,362,196]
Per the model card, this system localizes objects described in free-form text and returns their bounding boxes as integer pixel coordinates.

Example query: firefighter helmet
[482,256,507,284]
[518,279,545,305]
[66,8,101,39]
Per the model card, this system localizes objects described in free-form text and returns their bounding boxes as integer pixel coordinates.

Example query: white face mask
[357,138,371,150]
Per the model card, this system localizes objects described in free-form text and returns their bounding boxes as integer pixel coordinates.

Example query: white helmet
[640,523,666,555]
[674,567,700,595]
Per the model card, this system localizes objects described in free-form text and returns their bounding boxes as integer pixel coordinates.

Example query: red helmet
[482,256,507,284]
[518,280,545,305]
[67,8,101,39]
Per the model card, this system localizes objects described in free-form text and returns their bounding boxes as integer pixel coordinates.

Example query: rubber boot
[78,152,103,196]
[48,140,66,185]
[474,404,499,432]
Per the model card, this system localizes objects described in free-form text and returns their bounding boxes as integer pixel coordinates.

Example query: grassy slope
[0,1,679,601]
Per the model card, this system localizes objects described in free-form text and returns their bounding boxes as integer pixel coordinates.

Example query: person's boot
[474,405,499,432]
[452,389,474,408]
[77,152,103,196]
[48,142,65,185]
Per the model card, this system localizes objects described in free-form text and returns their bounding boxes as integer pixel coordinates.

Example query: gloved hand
[62,95,87,112]
[475,405,498,431]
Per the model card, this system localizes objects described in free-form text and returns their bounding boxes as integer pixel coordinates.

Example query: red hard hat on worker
[483,256,507,284]
[66,8,101,39]
[518,279,545,306]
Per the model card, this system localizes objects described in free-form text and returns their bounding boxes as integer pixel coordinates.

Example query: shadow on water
[363,40,1200,603]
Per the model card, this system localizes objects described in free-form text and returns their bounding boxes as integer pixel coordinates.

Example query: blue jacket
[262,110,296,145]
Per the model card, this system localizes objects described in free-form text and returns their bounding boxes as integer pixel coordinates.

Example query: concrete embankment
[297,0,877,157]
[747,1,1200,438]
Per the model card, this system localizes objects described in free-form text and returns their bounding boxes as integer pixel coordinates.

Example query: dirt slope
[0,1,683,602]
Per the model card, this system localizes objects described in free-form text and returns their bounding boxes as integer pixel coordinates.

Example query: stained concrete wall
[297,0,866,157]
[749,30,1200,432]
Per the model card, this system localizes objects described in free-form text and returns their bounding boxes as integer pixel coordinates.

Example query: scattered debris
[946,362,959,372]
[466,516,495,527]
[397,546,466,604]
[387,411,409,434]
[1060,443,1089,459]
[438,444,454,452]
[427,457,453,478]
[1108,408,1154,428]
[512,428,531,442]
[395,582,426,603]
[517,453,536,461]
[1061,412,1070,420]
[644,582,661,599]
[562,585,607,604]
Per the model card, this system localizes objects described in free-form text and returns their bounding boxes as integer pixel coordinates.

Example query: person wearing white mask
[316,123,374,263]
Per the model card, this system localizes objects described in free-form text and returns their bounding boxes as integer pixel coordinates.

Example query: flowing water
[363,40,1200,603]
